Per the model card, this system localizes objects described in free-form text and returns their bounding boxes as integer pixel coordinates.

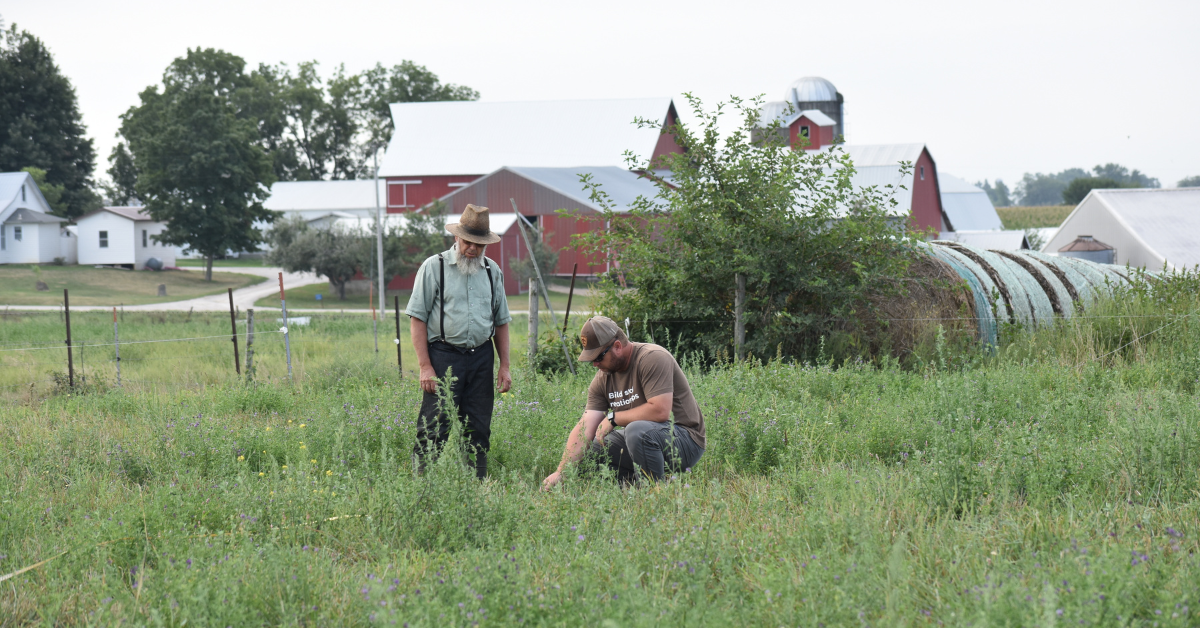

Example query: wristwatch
[605,409,617,429]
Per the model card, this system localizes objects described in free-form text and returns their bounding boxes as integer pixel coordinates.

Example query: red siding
[790,115,833,150]
[909,149,945,233]
[649,102,685,166]
[443,169,609,278]
[386,175,481,212]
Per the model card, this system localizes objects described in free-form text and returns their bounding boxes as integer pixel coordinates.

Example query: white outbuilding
[1041,188,1200,270]
[76,206,176,269]
[0,171,69,264]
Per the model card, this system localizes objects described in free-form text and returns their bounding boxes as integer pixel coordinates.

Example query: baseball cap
[576,316,626,361]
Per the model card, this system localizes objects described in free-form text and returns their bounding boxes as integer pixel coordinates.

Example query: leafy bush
[573,95,923,364]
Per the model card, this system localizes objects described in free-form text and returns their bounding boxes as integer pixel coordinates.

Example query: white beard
[453,243,486,277]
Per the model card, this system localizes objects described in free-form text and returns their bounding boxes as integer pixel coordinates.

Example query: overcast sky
[8,0,1199,189]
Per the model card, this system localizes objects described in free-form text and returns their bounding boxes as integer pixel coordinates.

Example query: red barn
[377,98,682,292]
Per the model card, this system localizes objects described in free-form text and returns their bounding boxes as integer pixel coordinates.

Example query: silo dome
[785,76,839,103]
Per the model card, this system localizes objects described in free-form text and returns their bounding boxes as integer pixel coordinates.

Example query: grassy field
[1,275,1198,625]
[176,258,270,268]
[0,266,265,306]
[997,205,1074,230]
[259,280,584,313]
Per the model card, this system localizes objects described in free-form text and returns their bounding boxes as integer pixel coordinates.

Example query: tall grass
[0,272,1197,625]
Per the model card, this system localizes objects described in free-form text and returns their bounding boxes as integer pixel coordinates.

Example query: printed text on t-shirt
[608,388,641,408]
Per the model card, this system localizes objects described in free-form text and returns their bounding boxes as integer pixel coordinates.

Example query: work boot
[472,449,488,480]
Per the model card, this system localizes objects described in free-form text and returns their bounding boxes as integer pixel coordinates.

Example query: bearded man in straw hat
[405,204,512,479]
[542,316,705,490]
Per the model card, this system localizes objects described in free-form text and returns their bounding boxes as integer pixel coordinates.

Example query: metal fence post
[228,288,241,376]
[113,306,121,387]
[562,262,578,336]
[371,282,378,354]
[279,272,293,381]
[64,289,74,387]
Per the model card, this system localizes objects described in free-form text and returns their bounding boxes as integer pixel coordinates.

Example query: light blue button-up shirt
[404,248,512,348]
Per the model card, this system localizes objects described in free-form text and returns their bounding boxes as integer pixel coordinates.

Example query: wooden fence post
[394,296,403,379]
[228,288,241,376]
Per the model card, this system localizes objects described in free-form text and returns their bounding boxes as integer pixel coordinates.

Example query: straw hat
[446,204,502,245]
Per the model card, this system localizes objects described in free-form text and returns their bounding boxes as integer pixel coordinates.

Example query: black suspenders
[436,254,497,345]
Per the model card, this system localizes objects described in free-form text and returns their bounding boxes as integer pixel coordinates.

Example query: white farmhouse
[76,206,176,269]
[0,171,70,264]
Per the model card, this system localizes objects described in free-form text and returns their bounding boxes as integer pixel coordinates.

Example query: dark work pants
[414,340,494,478]
[590,421,704,484]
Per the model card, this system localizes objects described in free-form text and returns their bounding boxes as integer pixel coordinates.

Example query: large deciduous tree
[119,48,278,281]
[0,23,99,219]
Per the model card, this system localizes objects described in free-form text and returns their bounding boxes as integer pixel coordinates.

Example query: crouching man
[542,316,705,490]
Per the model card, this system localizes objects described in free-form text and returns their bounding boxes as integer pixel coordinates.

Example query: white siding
[38,223,59,262]
[59,228,77,264]
[133,220,176,269]
[1041,198,1164,269]
[3,223,44,263]
[78,212,135,265]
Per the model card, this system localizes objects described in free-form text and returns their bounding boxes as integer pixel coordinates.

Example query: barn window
[143,229,148,247]
[99,230,109,248]
[13,226,21,242]
[799,125,810,138]
[920,166,925,180]
[21,186,26,202]
[1,227,5,250]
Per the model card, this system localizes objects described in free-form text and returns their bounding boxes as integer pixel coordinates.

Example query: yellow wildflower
[288,419,293,424]
[299,423,306,428]
[237,455,244,461]
[282,465,287,469]
[258,472,264,477]
[326,470,332,476]
[310,459,316,464]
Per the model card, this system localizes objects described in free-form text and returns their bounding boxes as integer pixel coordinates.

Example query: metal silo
[1058,236,1116,265]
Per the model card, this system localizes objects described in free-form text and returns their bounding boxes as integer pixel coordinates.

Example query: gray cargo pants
[590,420,704,484]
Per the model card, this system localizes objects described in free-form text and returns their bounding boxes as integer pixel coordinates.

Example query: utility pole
[374,148,386,327]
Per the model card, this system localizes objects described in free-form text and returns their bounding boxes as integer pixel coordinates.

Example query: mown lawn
[0,265,265,306]
[0,282,1197,625]
[997,205,1074,230]
[259,280,583,313]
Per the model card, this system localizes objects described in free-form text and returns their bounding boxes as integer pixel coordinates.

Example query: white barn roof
[1042,187,1200,270]
[937,230,1029,251]
[265,179,388,212]
[938,173,1004,231]
[378,98,675,177]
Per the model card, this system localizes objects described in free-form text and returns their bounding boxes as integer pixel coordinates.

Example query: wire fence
[0,288,416,398]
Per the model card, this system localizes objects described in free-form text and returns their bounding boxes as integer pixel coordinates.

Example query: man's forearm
[556,421,591,472]
[411,318,431,367]
[614,394,672,425]
[494,324,510,366]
